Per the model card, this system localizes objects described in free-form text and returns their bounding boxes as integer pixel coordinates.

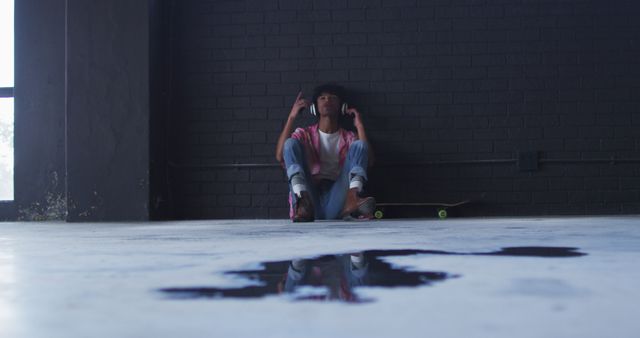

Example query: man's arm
[275,91,310,163]
[347,107,375,166]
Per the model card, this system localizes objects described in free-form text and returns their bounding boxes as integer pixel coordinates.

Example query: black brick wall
[167,0,640,219]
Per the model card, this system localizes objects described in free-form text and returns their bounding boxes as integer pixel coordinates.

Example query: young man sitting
[275,84,375,222]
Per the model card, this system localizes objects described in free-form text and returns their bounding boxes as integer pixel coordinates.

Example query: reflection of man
[283,253,369,302]
[275,84,375,222]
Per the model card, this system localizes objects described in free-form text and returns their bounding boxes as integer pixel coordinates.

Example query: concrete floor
[1,216,639,338]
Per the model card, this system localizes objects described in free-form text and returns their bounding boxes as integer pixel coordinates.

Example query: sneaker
[293,191,315,222]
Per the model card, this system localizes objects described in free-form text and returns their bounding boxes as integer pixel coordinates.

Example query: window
[0,0,14,201]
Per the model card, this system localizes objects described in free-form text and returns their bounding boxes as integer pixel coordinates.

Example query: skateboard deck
[374,200,470,219]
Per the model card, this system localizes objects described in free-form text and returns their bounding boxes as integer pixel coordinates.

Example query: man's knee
[349,140,367,152]
[284,138,301,153]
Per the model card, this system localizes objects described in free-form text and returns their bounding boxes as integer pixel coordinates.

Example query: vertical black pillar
[149,0,174,220]
[66,1,150,221]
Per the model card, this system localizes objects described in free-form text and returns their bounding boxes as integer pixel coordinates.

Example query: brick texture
[168,0,640,219]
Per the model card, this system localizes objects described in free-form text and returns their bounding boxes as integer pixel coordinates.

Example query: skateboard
[374,200,470,219]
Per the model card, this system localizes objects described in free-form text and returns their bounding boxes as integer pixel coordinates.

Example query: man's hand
[346,107,364,130]
[289,91,310,120]
[346,107,375,166]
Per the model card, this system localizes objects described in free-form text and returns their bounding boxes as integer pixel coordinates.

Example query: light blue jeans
[284,138,369,219]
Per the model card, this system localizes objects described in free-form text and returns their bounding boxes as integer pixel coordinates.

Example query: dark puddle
[159,247,586,303]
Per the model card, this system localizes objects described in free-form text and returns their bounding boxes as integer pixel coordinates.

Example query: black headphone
[310,102,349,116]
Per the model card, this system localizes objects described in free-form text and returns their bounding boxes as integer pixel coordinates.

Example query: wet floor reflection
[159,247,586,303]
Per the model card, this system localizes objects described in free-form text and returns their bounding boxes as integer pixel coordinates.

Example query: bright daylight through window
[0,0,14,201]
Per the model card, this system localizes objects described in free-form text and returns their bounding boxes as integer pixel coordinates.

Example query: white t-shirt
[317,130,341,180]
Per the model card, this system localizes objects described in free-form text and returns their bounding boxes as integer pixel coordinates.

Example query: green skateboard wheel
[374,210,384,219]
[438,209,448,219]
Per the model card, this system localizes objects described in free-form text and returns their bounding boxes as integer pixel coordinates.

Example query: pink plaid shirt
[286,124,358,218]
